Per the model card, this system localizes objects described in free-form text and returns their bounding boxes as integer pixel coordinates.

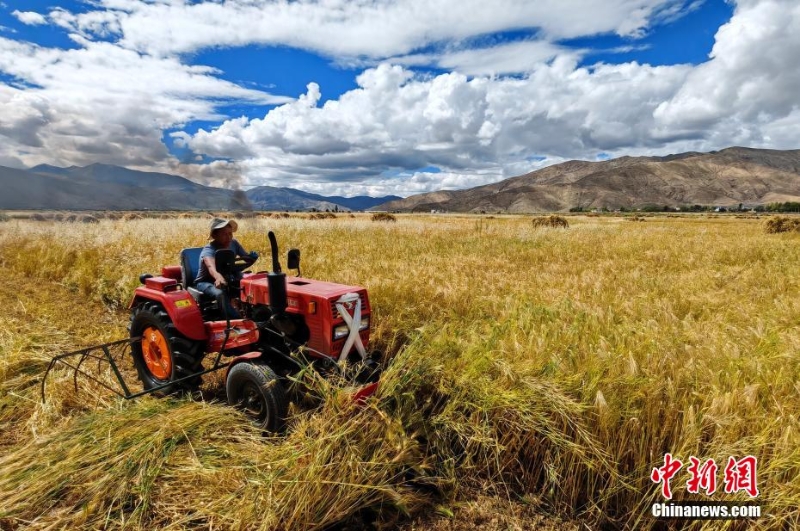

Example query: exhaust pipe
[267,231,287,315]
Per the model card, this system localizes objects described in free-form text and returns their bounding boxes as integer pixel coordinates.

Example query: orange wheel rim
[141,326,172,380]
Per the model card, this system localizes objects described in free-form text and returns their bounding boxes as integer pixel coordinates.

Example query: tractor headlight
[333,317,369,340]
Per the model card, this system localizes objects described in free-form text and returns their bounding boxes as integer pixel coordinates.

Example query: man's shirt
[195,239,247,284]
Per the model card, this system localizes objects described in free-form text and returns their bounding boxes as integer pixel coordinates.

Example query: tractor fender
[225,352,264,380]
[129,286,208,341]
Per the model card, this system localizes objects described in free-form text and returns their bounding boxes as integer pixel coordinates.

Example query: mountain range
[378,147,800,212]
[0,163,399,212]
[2,147,799,212]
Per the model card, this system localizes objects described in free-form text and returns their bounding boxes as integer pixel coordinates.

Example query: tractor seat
[180,247,209,304]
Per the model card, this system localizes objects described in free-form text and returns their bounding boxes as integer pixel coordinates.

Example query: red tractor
[126,231,381,431]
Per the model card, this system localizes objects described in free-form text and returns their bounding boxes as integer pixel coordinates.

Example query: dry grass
[400,489,580,530]
[0,214,798,529]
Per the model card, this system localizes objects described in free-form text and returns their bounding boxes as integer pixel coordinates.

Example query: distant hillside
[246,186,400,212]
[0,164,393,211]
[7,148,800,213]
[274,188,401,211]
[375,147,800,213]
[0,164,242,210]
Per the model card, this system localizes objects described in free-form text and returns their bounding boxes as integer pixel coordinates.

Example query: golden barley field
[0,212,798,530]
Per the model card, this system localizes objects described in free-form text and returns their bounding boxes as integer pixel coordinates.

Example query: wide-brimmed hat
[208,217,238,239]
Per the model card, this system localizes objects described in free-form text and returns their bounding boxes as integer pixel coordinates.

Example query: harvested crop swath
[532,215,569,228]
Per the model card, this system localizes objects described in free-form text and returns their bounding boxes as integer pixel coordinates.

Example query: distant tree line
[764,202,800,213]
[568,203,791,213]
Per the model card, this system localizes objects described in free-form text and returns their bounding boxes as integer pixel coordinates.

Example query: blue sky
[0,0,798,197]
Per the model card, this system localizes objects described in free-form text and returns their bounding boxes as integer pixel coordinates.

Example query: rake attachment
[41,337,242,402]
[41,337,141,402]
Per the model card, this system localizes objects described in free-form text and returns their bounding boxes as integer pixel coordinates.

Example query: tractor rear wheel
[226,362,288,433]
[129,302,204,395]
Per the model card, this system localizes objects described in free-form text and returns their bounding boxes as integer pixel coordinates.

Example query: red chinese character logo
[723,456,759,497]
[651,453,683,499]
[686,456,718,495]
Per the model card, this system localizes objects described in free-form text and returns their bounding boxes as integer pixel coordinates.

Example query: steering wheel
[233,253,258,272]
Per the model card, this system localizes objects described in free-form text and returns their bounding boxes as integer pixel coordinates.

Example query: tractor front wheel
[129,302,204,395]
[226,362,288,433]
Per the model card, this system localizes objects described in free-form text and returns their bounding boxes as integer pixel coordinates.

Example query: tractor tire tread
[129,302,204,394]
[226,362,288,433]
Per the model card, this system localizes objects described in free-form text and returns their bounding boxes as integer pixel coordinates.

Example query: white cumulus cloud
[51,0,690,58]
[0,36,290,171]
[653,0,800,145]
[183,60,693,195]
[11,11,47,25]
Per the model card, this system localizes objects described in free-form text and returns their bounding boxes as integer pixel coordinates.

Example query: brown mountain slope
[377,147,800,212]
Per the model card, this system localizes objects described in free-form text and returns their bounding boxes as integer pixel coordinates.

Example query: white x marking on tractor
[336,292,367,363]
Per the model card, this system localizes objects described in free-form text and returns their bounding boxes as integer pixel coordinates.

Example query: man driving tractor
[195,217,258,318]
[45,226,380,431]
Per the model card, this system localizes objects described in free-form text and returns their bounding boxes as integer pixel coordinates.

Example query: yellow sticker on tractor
[175,300,191,308]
